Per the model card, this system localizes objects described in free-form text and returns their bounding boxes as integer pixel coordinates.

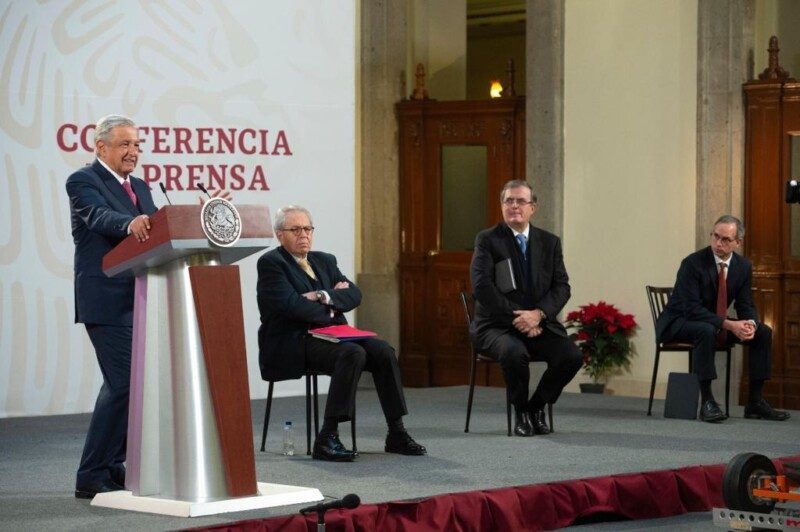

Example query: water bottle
[282,421,295,456]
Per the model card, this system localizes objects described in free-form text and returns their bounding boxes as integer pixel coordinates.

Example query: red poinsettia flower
[618,313,637,330]
[581,304,599,323]
[565,300,638,383]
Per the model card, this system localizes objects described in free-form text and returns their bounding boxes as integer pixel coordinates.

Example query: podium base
[90,482,323,517]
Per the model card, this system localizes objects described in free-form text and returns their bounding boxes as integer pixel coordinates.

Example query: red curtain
[198,456,798,532]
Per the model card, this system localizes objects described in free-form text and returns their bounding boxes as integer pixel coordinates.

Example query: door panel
[397,98,525,387]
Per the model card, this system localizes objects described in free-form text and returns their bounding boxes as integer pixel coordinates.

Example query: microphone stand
[313,507,327,532]
[300,493,360,531]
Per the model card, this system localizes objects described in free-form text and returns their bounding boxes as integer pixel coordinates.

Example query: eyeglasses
[281,226,315,236]
[502,198,533,207]
[710,232,737,245]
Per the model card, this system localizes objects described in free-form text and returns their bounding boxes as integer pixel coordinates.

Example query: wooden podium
[92,205,321,516]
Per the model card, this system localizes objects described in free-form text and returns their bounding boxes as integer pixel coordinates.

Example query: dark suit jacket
[66,159,157,326]
[656,246,758,341]
[470,222,571,351]
[257,246,362,381]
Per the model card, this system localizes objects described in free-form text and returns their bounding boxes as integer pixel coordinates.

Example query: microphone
[197,183,212,199]
[300,493,360,516]
[159,182,173,205]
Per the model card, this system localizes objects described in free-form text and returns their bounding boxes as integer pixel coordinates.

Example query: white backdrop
[0,1,355,417]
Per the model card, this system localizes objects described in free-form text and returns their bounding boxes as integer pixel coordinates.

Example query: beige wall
[755,0,800,76]
[562,0,698,395]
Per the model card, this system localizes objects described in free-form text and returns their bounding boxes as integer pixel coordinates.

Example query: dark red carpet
[196,455,798,531]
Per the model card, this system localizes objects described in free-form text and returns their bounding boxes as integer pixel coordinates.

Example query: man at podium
[66,115,157,498]
[257,205,426,461]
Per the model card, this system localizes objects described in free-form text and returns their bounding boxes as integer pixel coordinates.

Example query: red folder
[308,324,377,343]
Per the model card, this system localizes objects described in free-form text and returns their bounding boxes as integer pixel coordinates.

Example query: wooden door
[397,98,525,386]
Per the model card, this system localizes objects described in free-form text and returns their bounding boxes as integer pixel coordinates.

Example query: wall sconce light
[490,80,503,98]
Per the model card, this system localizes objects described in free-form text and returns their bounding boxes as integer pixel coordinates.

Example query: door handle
[427,249,440,257]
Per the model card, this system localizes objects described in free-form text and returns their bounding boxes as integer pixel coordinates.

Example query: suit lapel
[92,160,139,216]
[278,247,314,292]
[527,225,543,291]
[703,247,719,291]
[727,252,741,299]
[308,253,331,289]
[500,225,526,286]
[130,177,153,214]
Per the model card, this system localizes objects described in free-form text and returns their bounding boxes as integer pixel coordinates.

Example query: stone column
[696,0,754,246]
[356,0,407,349]
[696,0,755,404]
[526,0,565,236]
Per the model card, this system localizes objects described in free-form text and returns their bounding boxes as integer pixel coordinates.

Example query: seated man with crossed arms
[256,205,426,461]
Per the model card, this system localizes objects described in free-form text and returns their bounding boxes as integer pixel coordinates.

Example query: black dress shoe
[699,399,726,423]
[530,408,550,435]
[744,399,791,421]
[385,431,426,455]
[110,467,125,487]
[514,410,534,437]
[312,433,355,462]
[75,478,123,499]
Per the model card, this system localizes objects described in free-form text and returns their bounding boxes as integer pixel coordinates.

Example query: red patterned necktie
[716,262,728,347]
[121,179,138,206]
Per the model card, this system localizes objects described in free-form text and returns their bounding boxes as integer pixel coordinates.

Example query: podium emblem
[201,198,242,247]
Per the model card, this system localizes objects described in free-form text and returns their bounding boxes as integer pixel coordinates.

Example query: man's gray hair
[94,114,136,144]
[714,214,745,240]
[274,205,313,231]
[500,179,538,203]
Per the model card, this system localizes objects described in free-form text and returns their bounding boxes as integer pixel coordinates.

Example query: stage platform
[1,386,797,530]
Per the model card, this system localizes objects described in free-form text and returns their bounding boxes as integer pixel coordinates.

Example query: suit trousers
[663,320,772,382]
[305,337,408,424]
[76,324,131,487]
[486,328,583,409]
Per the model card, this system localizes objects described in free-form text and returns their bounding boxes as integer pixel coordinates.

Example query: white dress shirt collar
[510,224,530,240]
[97,157,127,185]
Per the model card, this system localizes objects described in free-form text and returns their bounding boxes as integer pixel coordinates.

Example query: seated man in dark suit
[470,179,582,437]
[657,215,790,423]
[257,205,425,461]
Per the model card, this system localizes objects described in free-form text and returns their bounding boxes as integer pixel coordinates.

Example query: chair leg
[547,403,554,433]
[505,386,512,437]
[725,349,731,417]
[260,381,275,452]
[312,374,319,438]
[465,353,478,433]
[647,349,661,416]
[305,375,312,455]
[351,406,357,453]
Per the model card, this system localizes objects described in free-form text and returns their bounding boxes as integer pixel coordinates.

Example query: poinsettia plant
[564,301,638,384]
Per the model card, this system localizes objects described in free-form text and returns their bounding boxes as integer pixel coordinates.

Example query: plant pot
[579,382,605,394]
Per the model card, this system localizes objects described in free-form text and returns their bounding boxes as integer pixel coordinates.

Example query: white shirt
[713,253,731,279]
[97,157,127,186]
[510,225,530,241]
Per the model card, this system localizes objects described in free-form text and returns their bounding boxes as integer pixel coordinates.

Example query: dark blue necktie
[515,234,527,261]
